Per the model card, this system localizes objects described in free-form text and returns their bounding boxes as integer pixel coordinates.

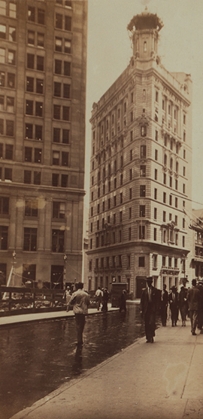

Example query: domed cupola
[127,7,163,62]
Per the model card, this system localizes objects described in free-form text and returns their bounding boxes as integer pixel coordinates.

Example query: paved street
[0,303,145,419]
[9,320,203,419]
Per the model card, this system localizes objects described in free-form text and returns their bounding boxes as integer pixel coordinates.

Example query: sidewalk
[0,304,119,326]
[9,320,203,419]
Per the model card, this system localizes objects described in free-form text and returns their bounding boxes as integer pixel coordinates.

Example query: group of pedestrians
[95,286,109,312]
[140,276,203,343]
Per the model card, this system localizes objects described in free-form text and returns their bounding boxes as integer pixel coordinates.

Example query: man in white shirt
[67,282,90,347]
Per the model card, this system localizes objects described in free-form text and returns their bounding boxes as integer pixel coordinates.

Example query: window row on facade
[0,167,69,187]
[0,226,65,252]
[26,54,71,76]
[89,254,181,271]
[90,210,186,233]
[89,227,186,249]
[155,88,187,124]
[24,100,71,120]
[0,71,15,88]
[0,197,67,219]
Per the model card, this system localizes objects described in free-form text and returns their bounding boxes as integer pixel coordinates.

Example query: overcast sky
[84,0,203,214]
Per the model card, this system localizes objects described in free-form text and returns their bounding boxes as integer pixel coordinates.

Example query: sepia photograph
[0,0,203,418]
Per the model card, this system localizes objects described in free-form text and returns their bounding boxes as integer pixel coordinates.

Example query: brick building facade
[0,0,87,287]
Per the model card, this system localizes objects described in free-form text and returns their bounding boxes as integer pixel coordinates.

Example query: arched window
[143,41,147,52]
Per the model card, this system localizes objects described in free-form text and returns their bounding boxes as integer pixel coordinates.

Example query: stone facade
[0,0,87,287]
[87,9,193,297]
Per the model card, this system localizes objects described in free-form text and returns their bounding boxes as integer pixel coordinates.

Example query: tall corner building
[0,0,87,287]
[87,9,193,297]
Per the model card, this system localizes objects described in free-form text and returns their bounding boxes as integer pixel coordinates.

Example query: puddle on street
[0,305,146,419]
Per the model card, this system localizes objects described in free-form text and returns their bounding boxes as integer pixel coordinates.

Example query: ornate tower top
[127,8,164,62]
[127,8,163,32]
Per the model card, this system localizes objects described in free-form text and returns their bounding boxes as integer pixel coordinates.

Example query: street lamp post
[63,254,67,290]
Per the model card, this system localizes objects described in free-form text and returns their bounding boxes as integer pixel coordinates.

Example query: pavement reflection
[0,305,146,419]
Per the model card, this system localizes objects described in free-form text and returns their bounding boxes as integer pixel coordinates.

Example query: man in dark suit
[187,278,200,335]
[140,276,160,343]
[160,283,168,326]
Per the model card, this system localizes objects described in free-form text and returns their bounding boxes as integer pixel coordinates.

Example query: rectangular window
[154,208,157,220]
[9,26,16,42]
[163,192,166,203]
[26,100,33,115]
[53,128,60,143]
[8,50,15,65]
[24,170,31,184]
[55,59,62,74]
[55,37,62,52]
[154,228,157,241]
[9,2,16,18]
[28,6,35,22]
[64,39,71,53]
[25,199,38,217]
[0,197,9,215]
[140,205,145,217]
[62,151,69,166]
[52,173,59,186]
[0,71,5,87]
[53,202,65,219]
[28,30,35,45]
[0,1,6,15]
[52,229,64,252]
[139,225,145,239]
[55,13,63,29]
[64,61,71,76]
[63,84,70,98]
[38,8,45,25]
[0,48,5,63]
[35,125,42,141]
[54,82,61,97]
[61,174,68,187]
[27,77,34,92]
[24,228,37,251]
[5,168,12,180]
[36,79,43,94]
[0,226,8,250]
[62,129,69,144]
[140,185,146,197]
[5,144,13,159]
[65,15,71,31]
[140,165,146,177]
[6,120,14,136]
[54,105,60,119]
[154,188,157,200]
[33,171,41,185]
[63,106,70,121]
[139,256,145,267]
[34,148,42,163]
[129,188,132,199]
[52,151,60,165]
[163,211,166,222]
[6,97,14,112]
[35,101,43,117]
[7,73,15,88]
[37,33,44,47]
[140,145,146,158]
[36,56,44,71]
[24,147,32,162]
[27,53,34,69]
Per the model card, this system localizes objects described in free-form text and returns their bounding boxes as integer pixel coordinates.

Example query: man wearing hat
[140,276,160,343]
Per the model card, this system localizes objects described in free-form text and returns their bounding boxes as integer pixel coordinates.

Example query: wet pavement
[0,305,147,419]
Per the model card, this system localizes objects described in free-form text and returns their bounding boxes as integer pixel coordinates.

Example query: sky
[84,0,203,216]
